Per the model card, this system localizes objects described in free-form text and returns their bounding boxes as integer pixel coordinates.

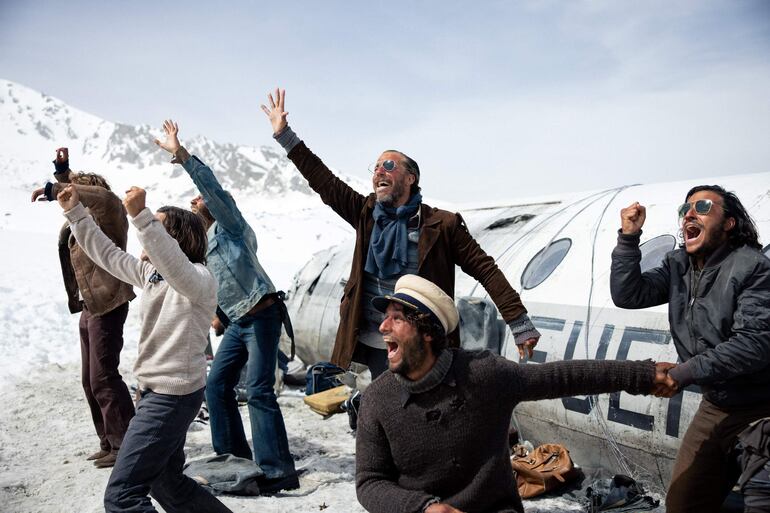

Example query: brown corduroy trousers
[79,302,135,452]
[667,398,770,513]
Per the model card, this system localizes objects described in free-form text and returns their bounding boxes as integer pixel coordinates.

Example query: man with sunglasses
[610,185,770,513]
[261,89,540,380]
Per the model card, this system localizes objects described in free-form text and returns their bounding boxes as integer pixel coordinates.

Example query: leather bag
[510,443,579,499]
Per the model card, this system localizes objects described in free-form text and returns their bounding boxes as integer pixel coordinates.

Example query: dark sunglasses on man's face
[677,199,722,219]
[369,160,398,174]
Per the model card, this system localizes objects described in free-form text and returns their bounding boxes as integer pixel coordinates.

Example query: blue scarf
[365,193,422,279]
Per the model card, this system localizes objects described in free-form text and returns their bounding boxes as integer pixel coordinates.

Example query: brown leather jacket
[53,172,135,316]
[287,142,527,369]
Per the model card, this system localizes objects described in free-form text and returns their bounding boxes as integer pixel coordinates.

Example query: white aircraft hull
[281,172,770,491]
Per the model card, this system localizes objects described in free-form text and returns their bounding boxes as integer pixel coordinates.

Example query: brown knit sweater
[355,349,655,513]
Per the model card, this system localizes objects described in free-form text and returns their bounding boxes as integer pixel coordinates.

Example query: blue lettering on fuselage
[528,316,701,438]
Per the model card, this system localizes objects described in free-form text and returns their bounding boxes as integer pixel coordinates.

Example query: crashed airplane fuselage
[281,172,770,491]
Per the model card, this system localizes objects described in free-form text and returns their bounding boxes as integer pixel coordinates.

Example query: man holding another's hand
[355,274,675,513]
[611,186,770,512]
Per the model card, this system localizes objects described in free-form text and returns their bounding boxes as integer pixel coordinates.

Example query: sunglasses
[369,160,398,174]
[677,199,723,219]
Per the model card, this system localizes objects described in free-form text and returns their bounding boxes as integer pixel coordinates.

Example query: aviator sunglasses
[677,199,723,219]
[369,159,398,173]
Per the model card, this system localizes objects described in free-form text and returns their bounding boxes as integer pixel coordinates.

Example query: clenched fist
[620,202,646,235]
[57,185,80,211]
[123,187,147,218]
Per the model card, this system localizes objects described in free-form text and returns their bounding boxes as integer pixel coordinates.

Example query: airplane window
[485,214,535,230]
[521,238,571,290]
[639,235,677,273]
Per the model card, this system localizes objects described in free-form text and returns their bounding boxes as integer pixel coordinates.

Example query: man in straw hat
[355,274,677,513]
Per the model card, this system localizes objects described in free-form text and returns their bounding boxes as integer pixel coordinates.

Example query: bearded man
[355,274,674,513]
[261,89,539,379]
[611,185,770,512]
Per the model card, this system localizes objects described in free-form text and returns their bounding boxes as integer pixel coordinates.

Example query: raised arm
[450,213,540,359]
[261,88,367,227]
[54,182,126,225]
[52,147,75,183]
[123,187,216,302]
[31,147,76,202]
[154,120,246,236]
[610,202,670,309]
[57,186,148,289]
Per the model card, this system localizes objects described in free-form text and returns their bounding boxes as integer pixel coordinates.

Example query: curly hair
[684,185,761,251]
[405,310,447,354]
[71,172,111,190]
[156,206,208,264]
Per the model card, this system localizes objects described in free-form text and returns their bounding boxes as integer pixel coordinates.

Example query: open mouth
[384,337,401,361]
[376,180,392,192]
[684,223,703,245]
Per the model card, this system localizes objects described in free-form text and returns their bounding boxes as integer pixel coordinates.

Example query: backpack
[510,443,580,499]
[305,362,345,396]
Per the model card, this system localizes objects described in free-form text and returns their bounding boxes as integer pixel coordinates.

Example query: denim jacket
[182,154,276,321]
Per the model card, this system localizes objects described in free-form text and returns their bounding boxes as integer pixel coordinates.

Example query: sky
[1,0,769,203]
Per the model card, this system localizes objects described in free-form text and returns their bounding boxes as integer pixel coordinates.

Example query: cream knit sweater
[65,204,217,395]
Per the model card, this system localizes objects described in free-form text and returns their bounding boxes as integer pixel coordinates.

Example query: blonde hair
[71,172,111,191]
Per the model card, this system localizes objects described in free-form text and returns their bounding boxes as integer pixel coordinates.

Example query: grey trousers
[104,387,232,513]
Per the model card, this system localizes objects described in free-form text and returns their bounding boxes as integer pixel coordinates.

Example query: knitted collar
[394,349,454,404]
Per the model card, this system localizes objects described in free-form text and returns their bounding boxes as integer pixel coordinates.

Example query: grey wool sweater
[355,348,655,513]
[65,204,217,395]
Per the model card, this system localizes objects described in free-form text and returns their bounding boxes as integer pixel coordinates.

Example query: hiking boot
[257,473,300,494]
[94,450,118,468]
[86,449,110,461]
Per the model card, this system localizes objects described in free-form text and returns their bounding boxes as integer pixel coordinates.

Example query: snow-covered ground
[0,359,596,513]
[0,79,604,512]
[0,189,593,513]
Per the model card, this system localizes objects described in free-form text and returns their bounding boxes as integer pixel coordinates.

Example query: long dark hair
[156,206,208,264]
[685,185,761,250]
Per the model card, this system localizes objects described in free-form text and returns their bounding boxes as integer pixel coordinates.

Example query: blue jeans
[104,387,231,513]
[206,302,296,479]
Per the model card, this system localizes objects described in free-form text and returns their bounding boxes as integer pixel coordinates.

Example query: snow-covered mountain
[0,78,369,209]
[0,79,367,383]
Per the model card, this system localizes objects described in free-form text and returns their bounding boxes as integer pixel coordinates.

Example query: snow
[0,79,598,512]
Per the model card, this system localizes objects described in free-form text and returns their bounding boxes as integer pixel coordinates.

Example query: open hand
[31,187,47,202]
[653,362,679,398]
[123,187,147,218]
[56,185,79,211]
[154,119,181,155]
[260,88,289,135]
[517,337,538,360]
[620,202,646,235]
